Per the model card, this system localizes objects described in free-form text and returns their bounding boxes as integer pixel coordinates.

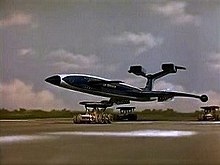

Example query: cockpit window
[63,76,75,85]
[63,76,87,86]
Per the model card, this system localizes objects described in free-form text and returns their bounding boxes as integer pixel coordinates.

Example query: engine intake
[162,63,177,73]
[128,65,146,76]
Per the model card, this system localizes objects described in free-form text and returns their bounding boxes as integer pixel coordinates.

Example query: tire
[73,116,76,124]
[97,114,104,124]
[107,114,112,123]
[216,115,219,121]
[76,114,82,124]
[73,115,79,124]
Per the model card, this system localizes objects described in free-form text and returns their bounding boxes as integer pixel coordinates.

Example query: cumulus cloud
[205,90,220,106]
[0,79,65,110]
[46,49,118,72]
[124,78,185,91]
[151,1,200,26]
[0,12,36,28]
[107,32,163,55]
[154,80,185,91]
[123,77,146,88]
[17,48,35,57]
[47,49,99,72]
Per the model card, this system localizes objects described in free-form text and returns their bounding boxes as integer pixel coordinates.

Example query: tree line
[0,108,200,120]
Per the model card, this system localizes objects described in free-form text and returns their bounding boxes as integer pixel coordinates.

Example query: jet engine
[162,63,186,73]
[128,65,147,76]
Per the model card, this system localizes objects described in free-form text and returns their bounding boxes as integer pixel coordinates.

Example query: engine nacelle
[161,63,177,73]
[158,95,174,102]
[128,65,146,76]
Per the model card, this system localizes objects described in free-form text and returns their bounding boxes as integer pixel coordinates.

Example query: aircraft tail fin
[128,63,186,91]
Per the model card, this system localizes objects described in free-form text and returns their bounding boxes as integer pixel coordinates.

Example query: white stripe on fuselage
[56,73,144,100]
[58,73,141,91]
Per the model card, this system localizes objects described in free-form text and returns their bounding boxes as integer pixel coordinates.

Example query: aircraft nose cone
[45,75,61,86]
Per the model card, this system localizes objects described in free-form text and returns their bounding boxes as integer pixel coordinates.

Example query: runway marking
[0,129,197,144]
[187,121,220,124]
[0,120,29,122]
[47,130,197,138]
[0,135,55,144]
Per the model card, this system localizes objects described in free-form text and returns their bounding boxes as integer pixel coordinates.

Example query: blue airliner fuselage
[45,73,208,103]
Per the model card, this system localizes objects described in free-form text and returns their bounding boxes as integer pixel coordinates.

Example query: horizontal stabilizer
[128,63,186,91]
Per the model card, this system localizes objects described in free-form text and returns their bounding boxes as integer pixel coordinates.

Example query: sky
[0,0,220,112]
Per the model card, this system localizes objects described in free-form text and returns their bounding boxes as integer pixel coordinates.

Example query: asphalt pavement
[1,119,220,165]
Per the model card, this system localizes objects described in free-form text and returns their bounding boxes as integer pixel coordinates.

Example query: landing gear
[73,101,113,124]
[114,106,137,121]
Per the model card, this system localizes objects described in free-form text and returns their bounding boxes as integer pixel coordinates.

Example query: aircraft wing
[152,91,208,102]
[79,98,130,107]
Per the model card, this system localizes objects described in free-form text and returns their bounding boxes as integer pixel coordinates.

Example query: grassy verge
[0,108,199,121]
[135,109,198,121]
[0,108,81,119]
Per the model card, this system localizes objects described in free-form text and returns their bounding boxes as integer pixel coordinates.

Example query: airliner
[45,63,208,105]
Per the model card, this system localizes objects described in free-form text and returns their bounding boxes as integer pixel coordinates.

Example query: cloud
[107,32,163,55]
[46,49,118,72]
[154,80,185,91]
[47,49,99,72]
[17,48,35,57]
[123,77,146,88]
[123,78,185,91]
[0,79,65,110]
[151,1,200,26]
[205,90,220,106]
[0,12,35,28]
[206,52,220,70]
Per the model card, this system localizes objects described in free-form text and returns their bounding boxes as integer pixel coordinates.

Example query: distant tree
[14,109,18,112]
[0,108,9,113]
[165,108,174,113]
[19,108,26,112]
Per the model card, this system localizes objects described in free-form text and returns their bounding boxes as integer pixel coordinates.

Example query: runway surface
[1,119,220,165]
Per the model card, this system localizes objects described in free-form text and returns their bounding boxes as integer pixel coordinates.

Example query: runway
[1,119,220,165]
